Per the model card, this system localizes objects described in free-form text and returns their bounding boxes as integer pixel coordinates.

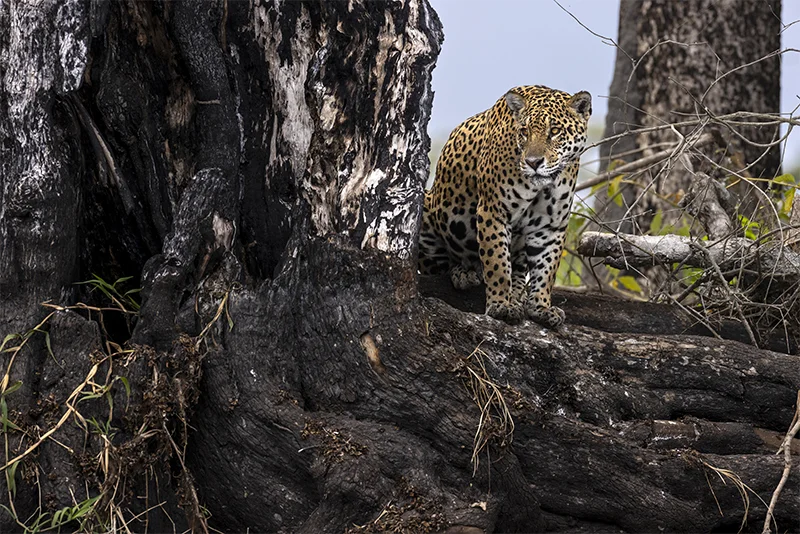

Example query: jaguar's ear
[504,91,526,122]
[569,91,592,120]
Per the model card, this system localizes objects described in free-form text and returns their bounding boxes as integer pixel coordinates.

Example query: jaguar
[418,85,591,327]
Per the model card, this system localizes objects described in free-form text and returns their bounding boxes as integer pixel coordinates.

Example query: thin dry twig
[761,390,800,534]
[691,240,759,347]
[577,131,717,193]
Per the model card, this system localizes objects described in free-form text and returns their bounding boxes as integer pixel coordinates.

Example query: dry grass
[690,452,772,534]
[0,289,227,533]
[347,478,448,534]
[461,344,515,477]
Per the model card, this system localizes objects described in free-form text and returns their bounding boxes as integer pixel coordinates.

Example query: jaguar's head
[505,88,592,182]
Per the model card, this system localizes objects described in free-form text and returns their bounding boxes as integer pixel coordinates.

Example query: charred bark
[1,1,798,534]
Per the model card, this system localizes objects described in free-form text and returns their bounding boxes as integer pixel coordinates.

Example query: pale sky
[428,0,800,171]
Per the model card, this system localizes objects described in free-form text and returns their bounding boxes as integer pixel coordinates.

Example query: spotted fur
[419,86,591,327]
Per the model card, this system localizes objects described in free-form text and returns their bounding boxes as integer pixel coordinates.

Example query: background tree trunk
[597,0,782,238]
[1,1,798,533]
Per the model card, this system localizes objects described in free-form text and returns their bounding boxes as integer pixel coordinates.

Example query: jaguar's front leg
[477,202,524,324]
[523,227,568,328]
[510,237,530,309]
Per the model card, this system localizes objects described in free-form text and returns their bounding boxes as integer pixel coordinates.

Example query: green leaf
[773,173,796,185]
[738,214,761,240]
[675,222,692,237]
[0,333,21,353]
[1,416,22,433]
[649,211,663,235]
[618,275,643,293]
[105,390,114,425]
[781,188,795,217]
[607,159,626,172]
[0,504,16,524]
[567,213,583,235]
[118,377,131,400]
[72,494,101,519]
[76,274,141,313]
[113,276,133,288]
[6,460,19,498]
[608,175,624,207]
[29,511,48,531]
[7,420,23,432]
[1,398,8,433]
[52,508,64,527]
[78,391,104,403]
[39,329,54,362]
[3,380,22,396]
[683,267,704,286]
[1,396,21,432]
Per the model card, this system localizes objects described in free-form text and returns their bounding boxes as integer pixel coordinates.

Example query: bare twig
[577,132,717,193]
[691,240,758,347]
[761,390,800,534]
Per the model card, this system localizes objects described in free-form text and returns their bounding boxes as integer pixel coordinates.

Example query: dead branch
[577,232,800,280]
[576,132,718,193]
[579,170,799,282]
[761,391,800,534]
[679,172,735,240]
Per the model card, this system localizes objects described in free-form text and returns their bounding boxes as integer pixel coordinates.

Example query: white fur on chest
[505,177,573,231]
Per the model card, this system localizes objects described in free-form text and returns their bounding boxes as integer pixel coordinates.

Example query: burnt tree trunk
[597,0,782,237]
[1,1,798,533]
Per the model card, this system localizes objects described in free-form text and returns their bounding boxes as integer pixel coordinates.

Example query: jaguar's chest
[502,191,538,229]
[501,173,550,223]
[504,172,540,204]
[502,178,573,231]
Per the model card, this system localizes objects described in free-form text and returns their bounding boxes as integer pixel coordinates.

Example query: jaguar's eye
[550,126,561,137]
[520,127,528,137]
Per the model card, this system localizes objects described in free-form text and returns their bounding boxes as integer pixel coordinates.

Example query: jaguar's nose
[525,156,544,171]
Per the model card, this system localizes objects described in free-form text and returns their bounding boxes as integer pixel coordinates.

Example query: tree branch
[577,231,800,278]
[577,132,718,193]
